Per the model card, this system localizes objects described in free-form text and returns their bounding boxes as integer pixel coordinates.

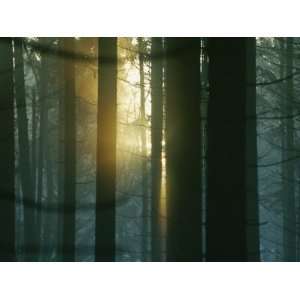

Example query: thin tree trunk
[245,38,260,261]
[206,38,259,261]
[36,48,48,260]
[279,38,286,260]
[282,37,296,261]
[14,38,37,260]
[43,137,54,260]
[95,37,117,261]
[56,40,65,260]
[31,89,37,205]
[62,37,76,261]
[42,42,55,260]
[138,37,149,261]
[57,89,64,260]
[0,38,15,261]
[165,38,202,261]
[151,37,163,261]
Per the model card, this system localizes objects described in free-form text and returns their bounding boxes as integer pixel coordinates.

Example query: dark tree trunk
[57,86,64,260]
[62,37,76,261]
[95,38,117,261]
[14,38,36,260]
[138,37,149,261]
[36,39,55,261]
[31,89,37,259]
[245,38,260,261]
[31,89,37,207]
[56,38,65,261]
[279,38,286,260]
[282,37,296,261]
[43,135,54,260]
[36,50,48,259]
[151,37,163,261]
[165,38,202,261]
[42,42,56,261]
[206,38,260,261]
[0,38,15,261]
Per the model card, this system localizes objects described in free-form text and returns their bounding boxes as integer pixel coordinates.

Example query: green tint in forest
[0,37,296,261]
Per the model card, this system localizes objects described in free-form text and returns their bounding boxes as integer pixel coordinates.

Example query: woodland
[0,37,297,262]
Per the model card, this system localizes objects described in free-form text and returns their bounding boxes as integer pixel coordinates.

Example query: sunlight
[117,38,152,155]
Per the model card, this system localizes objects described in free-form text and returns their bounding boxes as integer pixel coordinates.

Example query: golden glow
[117,38,152,155]
[117,38,166,257]
[75,38,166,258]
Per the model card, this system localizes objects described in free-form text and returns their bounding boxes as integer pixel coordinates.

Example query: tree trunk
[43,135,54,260]
[36,43,50,260]
[56,38,65,261]
[245,38,260,261]
[42,41,56,261]
[0,38,15,261]
[282,37,296,261]
[62,37,76,261]
[151,37,163,261]
[31,89,37,209]
[138,37,149,261]
[279,38,286,260]
[206,38,259,261]
[95,38,117,261]
[165,38,202,261]
[31,89,37,259]
[14,38,37,260]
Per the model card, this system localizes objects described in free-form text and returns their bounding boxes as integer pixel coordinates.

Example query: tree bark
[151,37,163,261]
[138,37,149,261]
[31,89,37,208]
[165,38,202,261]
[0,38,15,261]
[245,38,260,261]
[62,37,76,261]
[282,37,296,261]
[206,38,260,261]
[14,38,37,260]
[36,49,47,258]
[95,38,117,261]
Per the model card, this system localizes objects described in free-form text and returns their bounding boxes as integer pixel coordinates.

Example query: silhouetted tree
[137,37,149,260]
[245,38,260,261]
[151,37,163,261]
[95,37,117,261]
[36,43,48,258]
[62,37,76,261]
[206,38,260,261]
[0,38,15,261]
[14,38,36,260]
[57,38,65,260]
[282,37,296,261]
[165,38,202,261]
